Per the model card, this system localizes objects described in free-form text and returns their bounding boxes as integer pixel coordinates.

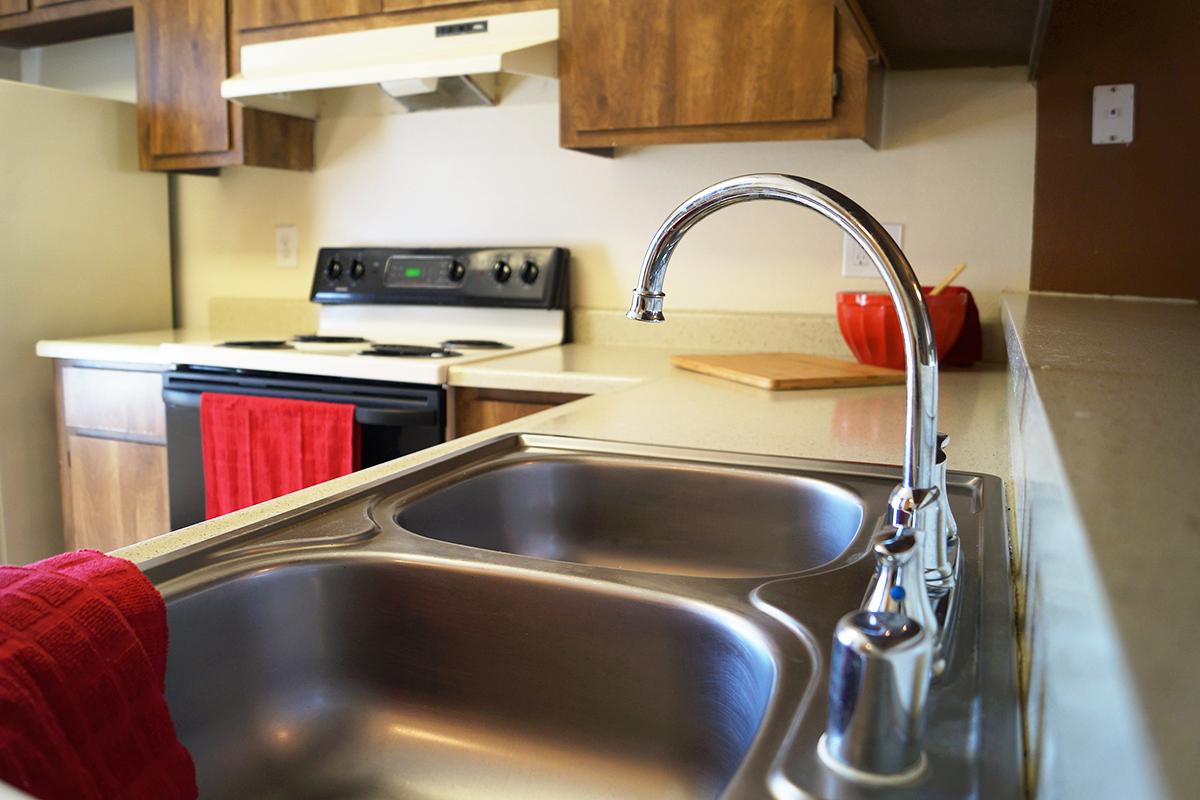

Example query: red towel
[201,393,359,519]
[0,549,196,800]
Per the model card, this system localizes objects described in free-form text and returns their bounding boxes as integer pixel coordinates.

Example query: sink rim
[136,432,1018,800]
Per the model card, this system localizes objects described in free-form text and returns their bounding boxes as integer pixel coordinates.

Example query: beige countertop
[116,363,1010,563]
[446,344,676,394]
[35,329,212,366]
[47,295,1198,797]
[1002,292,1199,799]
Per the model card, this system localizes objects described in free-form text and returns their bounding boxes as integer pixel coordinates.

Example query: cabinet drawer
[0,0,29,17]
[61,366,166,440]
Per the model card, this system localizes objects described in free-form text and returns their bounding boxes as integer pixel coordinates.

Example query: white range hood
[221,8,558,118]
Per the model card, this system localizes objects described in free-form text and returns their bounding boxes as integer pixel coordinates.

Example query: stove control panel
[310,247,569,309]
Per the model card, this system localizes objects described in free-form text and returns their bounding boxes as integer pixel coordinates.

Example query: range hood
[221,9,558,118]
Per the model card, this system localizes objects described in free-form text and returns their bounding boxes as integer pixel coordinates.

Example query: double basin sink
[140,434,1020,799]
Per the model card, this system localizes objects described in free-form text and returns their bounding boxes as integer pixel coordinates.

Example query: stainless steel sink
[161,558,777,799]
[141,434,1020,799]
[394,456,866,578]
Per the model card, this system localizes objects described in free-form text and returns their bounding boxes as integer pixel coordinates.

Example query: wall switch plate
[1092,84,1134,145]
[842,222,903,278]
[275,225,299,268]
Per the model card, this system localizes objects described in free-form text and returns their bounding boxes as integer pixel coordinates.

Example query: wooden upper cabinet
[561,0,881,150]
[135,0,231,163]
[234,0,381,31]
[0,0,30,17]
[133,0,314,172]
[564,0,834,133]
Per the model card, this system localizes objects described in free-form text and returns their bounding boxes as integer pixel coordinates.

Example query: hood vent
[221,9,557,118]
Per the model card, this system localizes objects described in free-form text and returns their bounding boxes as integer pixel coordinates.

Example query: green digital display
[404,267,423,278]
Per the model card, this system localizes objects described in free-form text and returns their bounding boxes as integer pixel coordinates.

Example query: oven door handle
[163,390,438,428]
[352,408,438,427]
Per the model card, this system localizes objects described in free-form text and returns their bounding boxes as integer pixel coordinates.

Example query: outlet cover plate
[275,224,299,268]
[1092,84,1134,145]
[842,222,903,279]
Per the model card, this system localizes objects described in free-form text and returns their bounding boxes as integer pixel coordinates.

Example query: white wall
[175,67,1036,329]
[0,48,18,81]
[17,32,136,103]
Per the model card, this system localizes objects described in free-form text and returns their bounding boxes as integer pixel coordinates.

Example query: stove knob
[449,261,467,282]
[326,260,344,280]
[520,261,540,284]
[492,260,512,283]
[350,260,366,280]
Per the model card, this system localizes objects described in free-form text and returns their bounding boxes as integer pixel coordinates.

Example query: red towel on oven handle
[201,393,360,520]
[0,549,197,800]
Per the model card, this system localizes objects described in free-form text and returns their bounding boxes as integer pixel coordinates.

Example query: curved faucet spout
[626,173,939,495]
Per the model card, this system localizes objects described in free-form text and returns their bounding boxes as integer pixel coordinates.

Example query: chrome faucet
[627,174,940,538]
[627,173,956,780]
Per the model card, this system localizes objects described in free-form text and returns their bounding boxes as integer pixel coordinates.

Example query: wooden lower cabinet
[452,387,585,438]
[54,361,171,552]
[64,435,169,551]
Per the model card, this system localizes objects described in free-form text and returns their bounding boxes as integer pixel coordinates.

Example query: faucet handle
[864,528,939,640]
[821,609,932,781]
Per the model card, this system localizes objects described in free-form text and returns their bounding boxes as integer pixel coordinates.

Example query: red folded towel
[0,549,196,800]
[201,393,359,520]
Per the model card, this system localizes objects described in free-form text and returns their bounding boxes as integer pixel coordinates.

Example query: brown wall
[1031,0,1200,300]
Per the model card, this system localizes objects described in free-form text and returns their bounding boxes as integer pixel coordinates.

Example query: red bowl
[837,287,969,370]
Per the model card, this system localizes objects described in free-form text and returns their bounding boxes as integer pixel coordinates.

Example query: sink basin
[163,557,777,799]
[141,433,1020,799]
[394,455,866,578]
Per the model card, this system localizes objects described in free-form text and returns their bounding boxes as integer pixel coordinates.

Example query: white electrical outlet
[275,225,299,268]
[1092,84,1134,145]
[842,222,903,279]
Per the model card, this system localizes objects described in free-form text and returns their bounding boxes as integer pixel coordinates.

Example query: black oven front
[162,366,445,530]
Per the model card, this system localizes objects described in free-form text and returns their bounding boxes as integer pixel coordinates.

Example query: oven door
[162,368,445,530]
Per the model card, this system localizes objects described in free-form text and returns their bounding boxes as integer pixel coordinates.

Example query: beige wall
[0,83,170,564]
[175,67,1036,329]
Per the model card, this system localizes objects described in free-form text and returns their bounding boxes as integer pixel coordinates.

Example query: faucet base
[817,733,928,786]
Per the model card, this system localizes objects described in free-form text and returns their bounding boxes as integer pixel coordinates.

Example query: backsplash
[173,67,1036,333]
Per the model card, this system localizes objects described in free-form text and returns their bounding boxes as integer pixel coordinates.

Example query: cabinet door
[451,388,584,438]
[0,0,29,17]
[562,0,835,133]
[65,435,170,551]
[235,0,380,29]
[135,0,233,165]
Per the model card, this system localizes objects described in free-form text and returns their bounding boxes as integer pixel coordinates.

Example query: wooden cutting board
[671,352,905,390]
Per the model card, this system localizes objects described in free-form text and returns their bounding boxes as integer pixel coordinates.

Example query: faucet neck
[629,174,939,491]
